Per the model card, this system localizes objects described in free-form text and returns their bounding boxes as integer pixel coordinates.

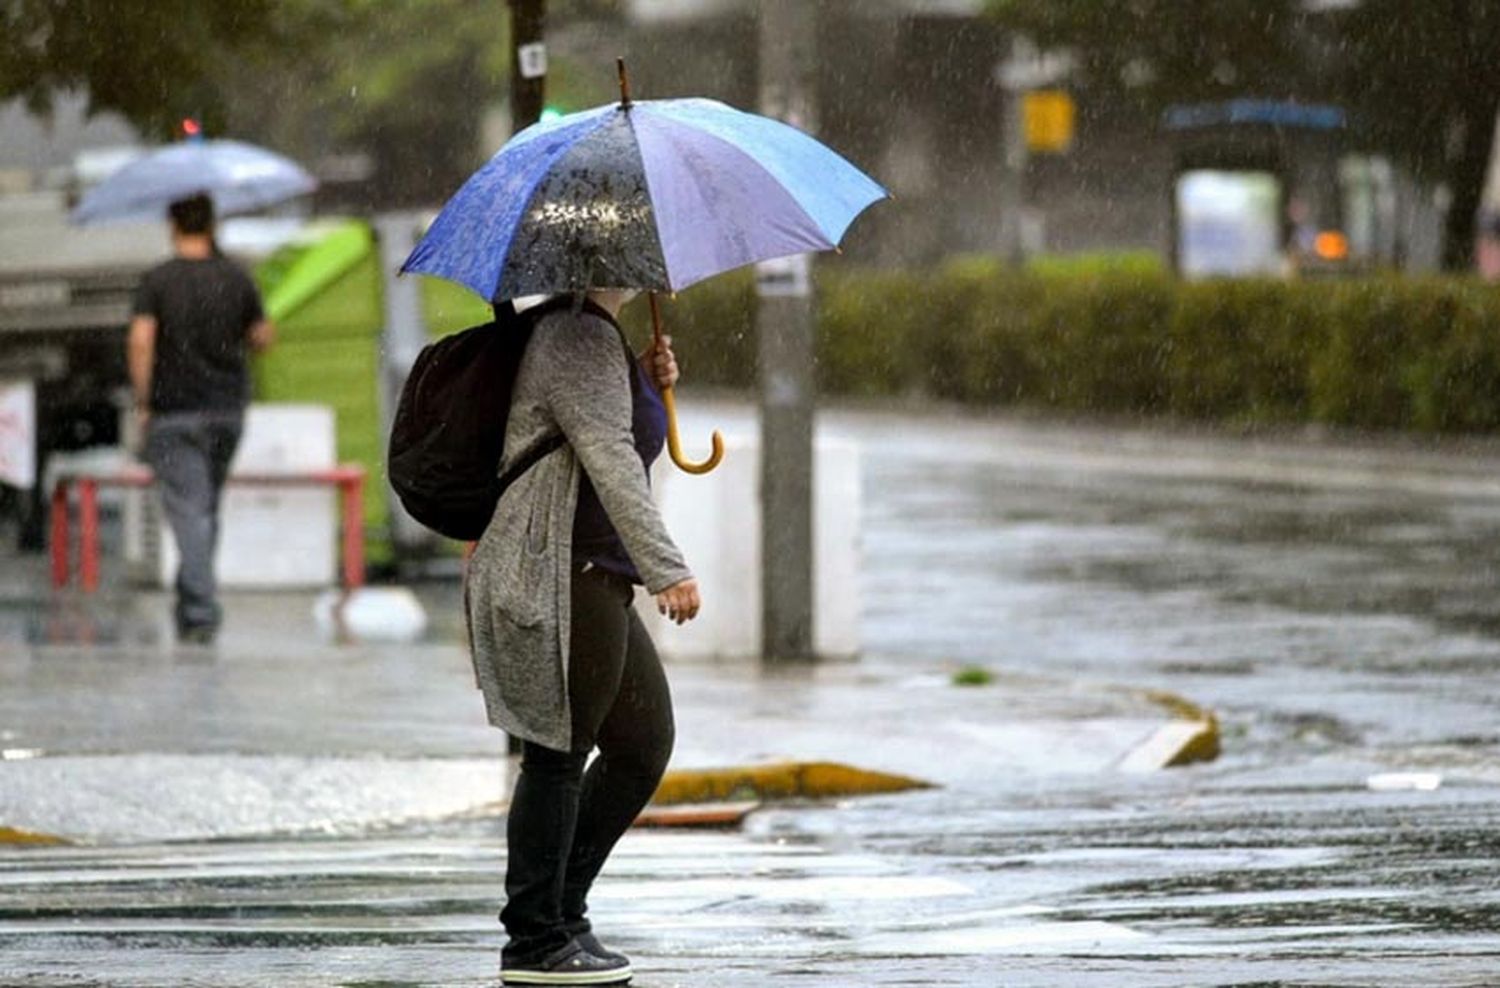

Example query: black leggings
[500,565,675,963]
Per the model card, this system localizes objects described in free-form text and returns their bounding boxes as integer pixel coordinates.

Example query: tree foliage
[222,0,511,208]
[0,0,284,138]
[988,0,1317,108]
[1,0,619,208]
[1331,0,1500,268]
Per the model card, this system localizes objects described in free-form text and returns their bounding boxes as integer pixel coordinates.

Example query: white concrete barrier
[125,404,339,588]
[645,434,860,661]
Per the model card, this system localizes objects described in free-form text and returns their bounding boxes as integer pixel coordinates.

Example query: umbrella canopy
[70,139,317,226]
[400,97,888,301]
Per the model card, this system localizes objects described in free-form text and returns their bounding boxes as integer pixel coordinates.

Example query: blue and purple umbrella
[401,71,887,473]
[400,95,888,301]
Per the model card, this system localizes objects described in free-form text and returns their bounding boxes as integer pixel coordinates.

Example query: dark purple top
[572,357,667,584]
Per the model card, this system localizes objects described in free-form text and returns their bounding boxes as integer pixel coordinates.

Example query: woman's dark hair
[168,194,215,235]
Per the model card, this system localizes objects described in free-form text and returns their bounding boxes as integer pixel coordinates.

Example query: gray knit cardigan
[465,307,692,750]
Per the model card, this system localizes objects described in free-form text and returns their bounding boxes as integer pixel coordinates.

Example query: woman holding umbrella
[466,287,699,985]
[404,62,885,986]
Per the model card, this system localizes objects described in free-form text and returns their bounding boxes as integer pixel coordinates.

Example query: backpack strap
[493,297,641,498]
[495,432,567,496]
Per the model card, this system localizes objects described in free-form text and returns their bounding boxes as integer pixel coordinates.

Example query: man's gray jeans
[144,411,243,633]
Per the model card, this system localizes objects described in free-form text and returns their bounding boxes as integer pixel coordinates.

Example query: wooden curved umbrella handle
[661,386,724,474]
[650,292,724,475]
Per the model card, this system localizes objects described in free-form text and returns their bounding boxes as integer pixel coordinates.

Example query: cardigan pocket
[493,548,548,628]
[476,505,549,628]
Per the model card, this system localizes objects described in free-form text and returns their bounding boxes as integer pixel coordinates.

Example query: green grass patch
[952,665,995,687]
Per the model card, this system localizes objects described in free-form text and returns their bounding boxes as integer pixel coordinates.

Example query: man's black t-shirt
[132,256,264,413]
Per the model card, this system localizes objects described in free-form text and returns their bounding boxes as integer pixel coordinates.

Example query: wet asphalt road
[5,404,1500,985]
[855,413,1500,756]
[843,408,1500,984]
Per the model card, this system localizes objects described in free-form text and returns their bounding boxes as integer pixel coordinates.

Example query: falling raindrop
[1121,58,1156,89]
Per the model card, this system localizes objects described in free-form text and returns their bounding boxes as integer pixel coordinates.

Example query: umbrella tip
[617,57,632,109]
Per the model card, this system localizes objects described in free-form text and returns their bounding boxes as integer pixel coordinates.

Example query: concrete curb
[652,760,932,806]
[0,826,69,847]
[408,762,932,831]
[0,685,1210,846]
[1117,688,1221,773]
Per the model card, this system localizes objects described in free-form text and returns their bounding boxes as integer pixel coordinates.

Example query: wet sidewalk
[0,579,1185,844]
[0,575,1194,987]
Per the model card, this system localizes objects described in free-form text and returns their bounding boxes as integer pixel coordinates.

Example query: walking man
[127,194,274,643]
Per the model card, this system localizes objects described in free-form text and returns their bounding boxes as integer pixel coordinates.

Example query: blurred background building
[3,0,1499,567]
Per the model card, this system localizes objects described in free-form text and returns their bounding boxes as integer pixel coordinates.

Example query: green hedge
[644,257,1500,435]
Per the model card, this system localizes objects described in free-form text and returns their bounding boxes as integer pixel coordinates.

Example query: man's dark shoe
[573,931,628,966]
[177,624,217,646]
[501,936,631,985]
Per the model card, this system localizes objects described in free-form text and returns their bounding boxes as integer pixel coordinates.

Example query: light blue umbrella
[70,139,317,226]
[400,95,888,301]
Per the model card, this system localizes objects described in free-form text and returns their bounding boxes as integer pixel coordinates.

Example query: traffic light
[539,105,564,123]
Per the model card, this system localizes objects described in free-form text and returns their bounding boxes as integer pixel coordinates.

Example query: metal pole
[508,0,548,132]
[998,37,1030,267]
[49,480,69,589]
[757,0,818,664]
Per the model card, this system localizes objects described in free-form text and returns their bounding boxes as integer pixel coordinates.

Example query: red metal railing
[50,465,367,593]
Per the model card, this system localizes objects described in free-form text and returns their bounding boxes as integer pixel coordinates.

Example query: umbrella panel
[631,106,833,292]
[496,111,669,299]
[639,99,887,244]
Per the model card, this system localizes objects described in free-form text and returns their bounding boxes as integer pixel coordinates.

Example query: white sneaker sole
[501,963,632,985]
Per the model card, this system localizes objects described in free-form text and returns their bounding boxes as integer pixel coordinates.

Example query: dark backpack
[387,296,590,541]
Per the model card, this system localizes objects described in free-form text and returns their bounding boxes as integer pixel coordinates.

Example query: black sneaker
[501,936,631,985]
[573,931,628,966]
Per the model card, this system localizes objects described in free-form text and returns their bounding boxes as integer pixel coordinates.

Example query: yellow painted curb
[0,826,69,847]
[1121,688,1221,770]
[1165,715,1221,767]
[1141,688,1212,723]
[652,760,932,807]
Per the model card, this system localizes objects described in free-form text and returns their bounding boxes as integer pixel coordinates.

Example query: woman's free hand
[643,334,680,392]
[655,577,701,625]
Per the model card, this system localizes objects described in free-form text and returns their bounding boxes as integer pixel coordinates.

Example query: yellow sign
[1024,90,1075,154]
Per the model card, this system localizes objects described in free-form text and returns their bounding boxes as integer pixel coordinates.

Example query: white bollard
[646,434,860,661]
[312,587,429,643]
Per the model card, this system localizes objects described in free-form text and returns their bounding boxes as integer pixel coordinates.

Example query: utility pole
[757,0,818,664]
[508,0,548,132]
[996,35,1033,267]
